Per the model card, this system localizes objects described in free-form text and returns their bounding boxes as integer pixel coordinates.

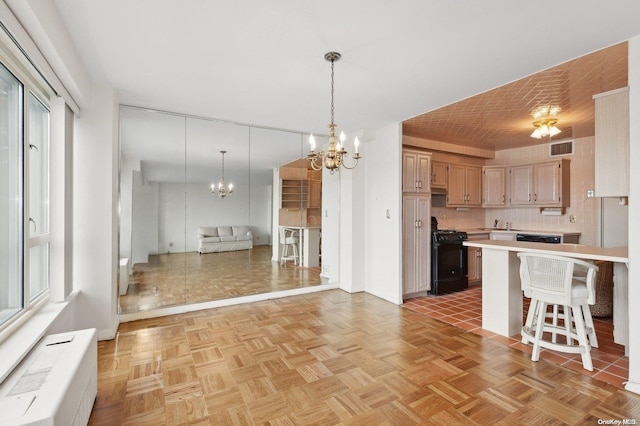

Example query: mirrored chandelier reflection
[307,51,361,174]
[211,150,233,198]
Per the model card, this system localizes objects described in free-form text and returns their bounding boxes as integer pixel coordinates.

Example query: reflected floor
[119,245,321,314]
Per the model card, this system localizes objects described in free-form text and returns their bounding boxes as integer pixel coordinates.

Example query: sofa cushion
[218,226,233,237]
[233,225,250,236]
[220,235,236,242]
[199,226,219,237]
[201,236,221,243]
[235,235,251,241]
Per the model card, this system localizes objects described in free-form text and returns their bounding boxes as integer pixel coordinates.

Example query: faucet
[494,219,499,228]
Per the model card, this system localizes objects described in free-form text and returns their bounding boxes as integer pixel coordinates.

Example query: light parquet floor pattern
[91,290,640,425]
[120,246,321,314]
[403,285,629,389]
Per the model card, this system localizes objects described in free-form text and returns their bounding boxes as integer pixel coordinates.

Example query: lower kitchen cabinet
[466,233,489,284]
[403,194,431,295]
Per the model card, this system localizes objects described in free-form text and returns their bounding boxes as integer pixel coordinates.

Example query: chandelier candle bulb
[309,134,316,151]
[354,137,360,154]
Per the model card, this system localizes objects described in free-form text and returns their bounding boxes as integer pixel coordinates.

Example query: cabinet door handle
[528,194,531,202]
[502,195,505,202]
[418,181,422,188]
[534,194,537,202]
[418,220,422,228]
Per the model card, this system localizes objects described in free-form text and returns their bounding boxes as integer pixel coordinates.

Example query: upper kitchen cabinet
[594,87,629,197]
[482,166,507,207]
[447,164,482,207]
[510,159,570,207]
[430,161,448,191]
[403,149,431,193]
[509,164,533,205]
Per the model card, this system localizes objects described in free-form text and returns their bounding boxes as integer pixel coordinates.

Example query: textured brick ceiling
[402,42,628,151]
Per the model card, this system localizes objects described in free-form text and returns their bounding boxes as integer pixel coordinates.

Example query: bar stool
[518,252,599,371]
[279,228,299,265]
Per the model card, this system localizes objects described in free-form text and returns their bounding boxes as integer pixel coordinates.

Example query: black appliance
[430,217,468,295]
[516,233,561,244]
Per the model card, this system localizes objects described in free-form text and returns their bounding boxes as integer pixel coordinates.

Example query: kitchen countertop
[463,239,628,262]
[459,228,581,237]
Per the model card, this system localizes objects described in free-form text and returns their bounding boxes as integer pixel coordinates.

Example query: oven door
[433,241,468,281]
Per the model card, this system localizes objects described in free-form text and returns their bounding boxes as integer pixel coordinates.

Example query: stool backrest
[517,252,598,305]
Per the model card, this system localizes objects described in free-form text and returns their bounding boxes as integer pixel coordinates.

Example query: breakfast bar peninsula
[463,240,629,348]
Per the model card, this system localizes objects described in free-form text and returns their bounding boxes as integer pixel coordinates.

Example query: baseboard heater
[0,328,97,425]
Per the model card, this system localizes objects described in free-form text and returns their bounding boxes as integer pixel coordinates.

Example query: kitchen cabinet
[509,164,534,205]
[403,194,431,295]
[431,161,448,190]
[281,179,309,209]
[308,180,322,208]
[466,232,489,284]
[509,159,570,207]
[594,87,629,197]
[447,164,482,207]
[403,150,431,193]
[482,166,507,207]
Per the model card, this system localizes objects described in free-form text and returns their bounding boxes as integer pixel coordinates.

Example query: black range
[430,217,468,295]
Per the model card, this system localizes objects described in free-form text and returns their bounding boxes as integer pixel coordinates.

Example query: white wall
[364,123,403,304]
[153,182,271,254]
[321,165,341,284]
[338,136,366,293]
[625,34,640,395]
[131,171,159,264]
[119,158,139,262]
[249,184,273,246]
[73,84,119,340]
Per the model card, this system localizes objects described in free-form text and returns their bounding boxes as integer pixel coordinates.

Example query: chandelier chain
[330,58,335,126]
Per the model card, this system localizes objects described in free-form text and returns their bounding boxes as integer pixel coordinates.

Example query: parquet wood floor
[120,246,321,314]
[403,285,629,388]
[92,290,640,425]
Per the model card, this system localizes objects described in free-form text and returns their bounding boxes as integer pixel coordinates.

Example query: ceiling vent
[549,140,573,157]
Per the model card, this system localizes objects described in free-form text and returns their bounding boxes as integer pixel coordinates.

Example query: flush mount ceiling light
[307,52,361,174]
[211,150,233,198]
[530,118,562,139]
[530,105,562,139]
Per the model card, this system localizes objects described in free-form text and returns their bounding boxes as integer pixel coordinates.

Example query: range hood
[431,187,447,195]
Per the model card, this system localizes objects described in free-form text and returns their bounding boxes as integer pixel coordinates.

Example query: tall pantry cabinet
[402,149,431,296]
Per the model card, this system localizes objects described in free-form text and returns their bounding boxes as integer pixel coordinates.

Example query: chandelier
[307,52,361,173]
[210,150,233,198]
[530,105,562,139]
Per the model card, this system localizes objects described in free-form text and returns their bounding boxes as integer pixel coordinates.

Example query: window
[0,59,50,330]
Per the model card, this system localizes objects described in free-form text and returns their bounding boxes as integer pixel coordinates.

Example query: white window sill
[0,291,78,384]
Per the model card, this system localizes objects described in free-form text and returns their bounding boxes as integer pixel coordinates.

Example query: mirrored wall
[118,106,328,314]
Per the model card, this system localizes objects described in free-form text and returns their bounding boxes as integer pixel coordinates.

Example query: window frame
[0,50,52,334]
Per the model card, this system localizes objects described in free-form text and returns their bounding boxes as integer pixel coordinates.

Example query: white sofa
[198,226,253,254]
